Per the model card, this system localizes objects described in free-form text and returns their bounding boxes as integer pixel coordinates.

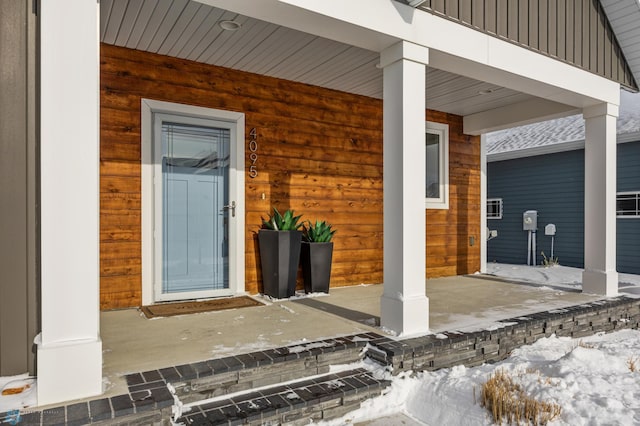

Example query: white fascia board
[619,131,640,144]
[464,98,581,135]
[487,140,587,162]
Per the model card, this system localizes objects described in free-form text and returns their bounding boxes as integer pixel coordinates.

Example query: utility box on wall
[523,210,538,231]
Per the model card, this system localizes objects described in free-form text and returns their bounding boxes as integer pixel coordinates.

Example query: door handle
[222,201,236,217]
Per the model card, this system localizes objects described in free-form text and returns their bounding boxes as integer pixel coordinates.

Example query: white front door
[141,100,245,304]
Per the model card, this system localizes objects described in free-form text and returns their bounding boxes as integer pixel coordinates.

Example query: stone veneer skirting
[369,296,640,372]
[2,296,639,425]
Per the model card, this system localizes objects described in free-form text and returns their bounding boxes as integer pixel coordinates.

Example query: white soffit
[100,0,535,117]
[601,0,640,90]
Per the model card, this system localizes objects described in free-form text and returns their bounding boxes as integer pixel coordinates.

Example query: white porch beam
[380,41,430,336]
[38,0,102,405]
[269,0,619,107]
[464,98,580,135]
[426,47,618,109]
[582,102,620,296]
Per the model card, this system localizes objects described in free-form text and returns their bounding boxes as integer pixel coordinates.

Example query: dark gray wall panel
[0,0,38,376]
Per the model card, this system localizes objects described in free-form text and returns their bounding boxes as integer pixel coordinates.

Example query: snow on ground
[323,263,640,425]
[486,263,640,295]
[323,330,640,426]
[0,374,36,414]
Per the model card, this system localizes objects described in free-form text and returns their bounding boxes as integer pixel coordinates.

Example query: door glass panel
[162,122,230,294]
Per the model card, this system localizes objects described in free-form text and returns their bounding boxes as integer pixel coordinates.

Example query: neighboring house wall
[487,142,640,274]
[0,0,38,376]
[617,142,640,274]
[487,150,585,268]
[100,44,481,309]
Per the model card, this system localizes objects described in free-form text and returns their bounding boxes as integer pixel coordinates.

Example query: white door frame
[141,99,245,305]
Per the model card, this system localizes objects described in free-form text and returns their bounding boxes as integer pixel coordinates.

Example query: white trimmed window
[487,198,503,219]
[425,121,449,209]
[617,192,640,217]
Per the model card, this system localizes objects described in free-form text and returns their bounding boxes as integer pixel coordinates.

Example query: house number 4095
[249,127,258,178]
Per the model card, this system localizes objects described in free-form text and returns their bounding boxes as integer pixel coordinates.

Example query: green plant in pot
[258,208,303,299]
[301,220,336,294]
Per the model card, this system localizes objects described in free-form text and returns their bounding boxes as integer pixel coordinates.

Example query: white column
[582,102,619,296]
[38,0,102,405]
[380,41,430,336]
[480,134,488,273]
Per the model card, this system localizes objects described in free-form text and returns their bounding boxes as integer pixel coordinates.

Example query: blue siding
[488,141,640,274]
[617,143,640,274]
[487,150,585,267]
[618,143,640,192]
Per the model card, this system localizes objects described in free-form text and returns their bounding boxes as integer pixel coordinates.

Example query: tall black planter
[258,229,302,299]
[301,241,333,293]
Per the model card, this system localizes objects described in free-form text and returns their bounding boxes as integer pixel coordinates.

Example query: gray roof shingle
[487,90,640,156]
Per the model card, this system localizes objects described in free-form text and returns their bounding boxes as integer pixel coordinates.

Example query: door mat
[140,296,264,319]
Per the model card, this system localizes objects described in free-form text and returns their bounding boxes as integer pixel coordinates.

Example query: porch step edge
[125,332,387,403]
[176,367,391,425]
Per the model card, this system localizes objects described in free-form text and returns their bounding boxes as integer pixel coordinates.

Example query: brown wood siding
[99,44,480,309]
[426,112,481,278]
[419,0,637,90]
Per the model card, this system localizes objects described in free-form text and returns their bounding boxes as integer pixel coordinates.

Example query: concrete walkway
[101,293,380,397]
[100,275,598,400]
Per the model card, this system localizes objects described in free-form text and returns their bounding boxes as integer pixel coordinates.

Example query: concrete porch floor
[100,275,599,399]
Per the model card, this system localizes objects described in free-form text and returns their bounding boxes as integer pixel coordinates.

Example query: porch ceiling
[100,0,534,117]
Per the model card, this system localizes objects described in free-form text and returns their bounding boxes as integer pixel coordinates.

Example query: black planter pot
[258,229,302,299]
[301,241,333,294]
